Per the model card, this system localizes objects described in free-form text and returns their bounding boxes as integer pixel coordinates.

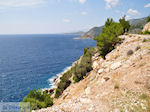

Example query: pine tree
[119,15,130,33]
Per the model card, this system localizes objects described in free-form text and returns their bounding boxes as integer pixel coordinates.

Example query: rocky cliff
[34,34,150,112]
[80,26,103,39]
[142,22,150,32]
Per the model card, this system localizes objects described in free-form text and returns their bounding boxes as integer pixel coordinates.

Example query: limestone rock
[92,61,99,69]
[85,87,91,95]
[94,53,100,57]
[34,34,150,112]
[80,97,91,103]
[142,22,150,32]
[145,77,150,90]
[98,69,104,74]
[111,61,122,70]
[113,108,120,112]
[103,77,110,82]
[99,57,104,63]
[105,68,110,73]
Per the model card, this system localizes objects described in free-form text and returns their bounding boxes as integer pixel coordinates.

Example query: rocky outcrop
[79,26,103,39]
[129,17,147,34]
[34,34,150,112]
[142,22,150,32]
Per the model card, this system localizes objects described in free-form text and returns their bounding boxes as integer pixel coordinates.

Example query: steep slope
[34,34,150,112]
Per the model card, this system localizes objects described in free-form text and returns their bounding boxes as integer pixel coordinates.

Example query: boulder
[113,108,120,112]
[80,97,91,103]
[145,77,150,90]
[105,68,110,73]
[103,77,110,81]
[94,53,100,57]
[101,76,110,82]
[92,61,99,69]
[85,87,91,95]
[111,61,122,70]
[142,22,150,32]
[99,57,104,63]
[98,69,104,74]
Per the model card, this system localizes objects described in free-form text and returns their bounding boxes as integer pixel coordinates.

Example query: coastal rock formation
[34,34,150,112]
[142,22,150,32]
[80,26,103,39]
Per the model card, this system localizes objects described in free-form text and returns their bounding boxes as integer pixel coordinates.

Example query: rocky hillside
[80,26,103,39]
[79,17,148,39]
[34,33,150,112]
[129,17,147,34]
[142,22,150,32]
[63,31,85,35]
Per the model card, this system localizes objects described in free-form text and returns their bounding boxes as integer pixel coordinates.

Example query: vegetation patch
[114,83,119,89]
[127,50,134,56]
[135,46,141,51]
[142,30,150,35]
[111,91,149,112]
[95,17,129,58]
[142,38,150,43]
[147,16,150,22]
[55,47,95,98]
[21,89,53,111]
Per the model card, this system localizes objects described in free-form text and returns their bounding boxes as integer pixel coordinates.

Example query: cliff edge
[34,33,150,112]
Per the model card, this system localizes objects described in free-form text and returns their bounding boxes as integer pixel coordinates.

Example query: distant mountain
[79,17,148,39]
[129,17,147,34]
[80,26,103,39]
[63,31,85,35]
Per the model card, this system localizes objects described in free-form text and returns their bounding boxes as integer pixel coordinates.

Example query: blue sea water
[0,34,96,102]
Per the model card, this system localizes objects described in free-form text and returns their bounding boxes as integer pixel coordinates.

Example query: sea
[0,34,96,102]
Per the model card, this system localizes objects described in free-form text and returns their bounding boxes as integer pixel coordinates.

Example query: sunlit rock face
[142,22,150,32]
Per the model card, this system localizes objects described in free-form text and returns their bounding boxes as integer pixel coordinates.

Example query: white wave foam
[46,66,72,89]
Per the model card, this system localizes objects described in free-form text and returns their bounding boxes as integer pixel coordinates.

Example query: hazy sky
[0,0,149,34]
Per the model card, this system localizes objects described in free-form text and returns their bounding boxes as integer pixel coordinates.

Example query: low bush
[139,94,148,100]
[21,89,53,111]
[73,48,95,82]
[127,50,134,56]
[54,47,95,98]
[147,16,150,22]
[84,46,90,54]
[114,83,119,89]
[135,46,141,51]
[143,30,150,35]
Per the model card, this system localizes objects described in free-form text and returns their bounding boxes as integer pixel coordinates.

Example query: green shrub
[95,18,123,58]
[139,94,148,100]
[114,83,119,89]
[55,79,71,97]
[55,47,95,98]
[143,30,150,35]
[147,16,150,23]
[84,46,90,54]
[73,48,94,82]
[55,88,62,98]
[119,15,130,33]
[135,46,141,51]
[127,50,134,56]
[21,89,53,111]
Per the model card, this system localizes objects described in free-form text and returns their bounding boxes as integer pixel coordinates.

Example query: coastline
[44,56,82,94]
[42,66,72,92]
[73,37,92,39]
